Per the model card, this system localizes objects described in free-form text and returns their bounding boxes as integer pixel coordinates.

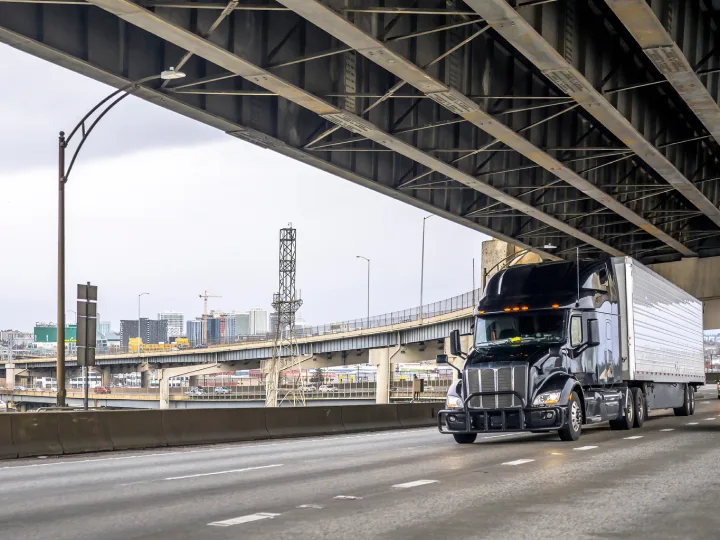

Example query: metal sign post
[77,282,97,411]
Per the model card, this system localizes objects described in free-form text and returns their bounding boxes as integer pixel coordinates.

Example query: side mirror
[587,319,600,346]
[449,329,462,356]
[436,354,449,364]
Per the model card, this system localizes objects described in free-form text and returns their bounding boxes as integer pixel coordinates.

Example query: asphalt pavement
[1,392,719,540]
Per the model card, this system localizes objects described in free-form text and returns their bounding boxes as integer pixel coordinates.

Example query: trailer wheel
[453,433,477,444]
[558,392,582,441]
[631,388,645,428]
[609,390,634,430]
[673,385,692,417]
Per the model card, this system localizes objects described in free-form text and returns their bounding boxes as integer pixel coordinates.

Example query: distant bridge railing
[61,288,481,358]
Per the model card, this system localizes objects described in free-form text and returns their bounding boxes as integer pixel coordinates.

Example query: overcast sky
[0,43,490,333]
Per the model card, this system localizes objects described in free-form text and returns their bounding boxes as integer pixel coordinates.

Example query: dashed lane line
[165,463,283,481]
[659,429,675,432]
[334,495,363,500]
[502,459,535,466]
[704,418,716,421]
[392,480,439,489]
[687,422,699,425]
[208,513,280,527]
[573,446,599,451]
[623,436,643,440]
[297,504,323,509]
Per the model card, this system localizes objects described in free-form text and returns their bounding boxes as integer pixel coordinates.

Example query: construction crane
[199,290,221,345]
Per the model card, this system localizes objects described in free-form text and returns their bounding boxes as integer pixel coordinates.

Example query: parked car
[214,387,231,394]
[50,387,58,392]
[13,386,26,391]
[300,385,316,392]
[319,385,338,393]
[185,388,204,397]
[94,387,112,394]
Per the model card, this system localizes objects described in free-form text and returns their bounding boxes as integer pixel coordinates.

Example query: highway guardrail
[0,403,441,460]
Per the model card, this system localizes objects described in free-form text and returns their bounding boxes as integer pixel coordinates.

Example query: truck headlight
[532,391,562,407]
[446,395,463,408]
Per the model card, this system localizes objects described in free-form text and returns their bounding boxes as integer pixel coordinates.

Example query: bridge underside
[3,0,720,262]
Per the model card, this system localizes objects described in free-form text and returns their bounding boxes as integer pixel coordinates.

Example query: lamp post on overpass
[56,67,185,406]
[356,256,370,328]
[419,214,434,322]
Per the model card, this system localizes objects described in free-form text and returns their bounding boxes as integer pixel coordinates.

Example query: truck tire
[453,433,477,444]
[673,385,692,417]
[631,387,645,428]
[609,390,634,430]
[689,387,696,415]
[558,392,582,441]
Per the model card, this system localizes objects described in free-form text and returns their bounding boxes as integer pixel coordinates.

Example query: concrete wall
[649,256,720,330]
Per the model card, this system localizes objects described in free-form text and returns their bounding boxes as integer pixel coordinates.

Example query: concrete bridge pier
[140,371,151,389]
[101,367,112,387]
[155,363,235,409]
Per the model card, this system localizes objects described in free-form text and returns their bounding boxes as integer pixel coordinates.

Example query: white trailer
[613,257,704,411]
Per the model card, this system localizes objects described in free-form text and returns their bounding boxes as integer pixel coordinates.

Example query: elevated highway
[3,1,720,261]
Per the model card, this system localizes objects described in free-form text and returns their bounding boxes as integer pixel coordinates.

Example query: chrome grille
[465,364,528,409]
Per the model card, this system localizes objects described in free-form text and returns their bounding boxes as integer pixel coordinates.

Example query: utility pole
[138,292,149,353]
[198,291,221,345]
[419,215,433,322]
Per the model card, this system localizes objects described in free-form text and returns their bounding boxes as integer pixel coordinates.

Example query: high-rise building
[206,317,221,344]
[236,313,250,336]
[270,312,279,334]
[249,308,268,335]
[158,311,184,338]
[98,321,111,338]
[186,319,203,346]
[120,318,168,347]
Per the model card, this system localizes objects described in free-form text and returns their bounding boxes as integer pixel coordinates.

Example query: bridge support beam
[140,371,151,389]
[101,367,112,387]
[370,348,390,404]
[155,363,235,409]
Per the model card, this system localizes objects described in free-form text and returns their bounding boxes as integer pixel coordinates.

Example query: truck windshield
[475,312,565,347]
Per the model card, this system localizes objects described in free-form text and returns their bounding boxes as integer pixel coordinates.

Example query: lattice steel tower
[265,224,304,407]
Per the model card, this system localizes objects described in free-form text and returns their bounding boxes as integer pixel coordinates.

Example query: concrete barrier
[57,412,114,454]
[341,404,400,433]
[265,406,344,438]
[106,410,167,450]
[11,413,62,458]
[397,402,441,428]
[0,414,17,459]
[162,409,269,446]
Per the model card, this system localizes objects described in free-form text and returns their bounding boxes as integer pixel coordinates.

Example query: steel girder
[3,1,720,261]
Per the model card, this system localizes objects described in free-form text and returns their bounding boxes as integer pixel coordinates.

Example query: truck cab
[437,258,701,443]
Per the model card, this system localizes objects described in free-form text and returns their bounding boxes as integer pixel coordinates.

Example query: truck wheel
[453,433,477,444]
[558,392,582,441]
[673,385,691,417]
[609,390,634,430]
[631,388,645,428]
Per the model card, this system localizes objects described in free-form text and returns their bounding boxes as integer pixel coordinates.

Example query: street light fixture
[356,256,370,327]
[56,68,184,406]
[138,292,150,353]
[419,214,434,322]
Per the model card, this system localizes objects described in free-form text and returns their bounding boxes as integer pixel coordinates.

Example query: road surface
[1,393,719,540]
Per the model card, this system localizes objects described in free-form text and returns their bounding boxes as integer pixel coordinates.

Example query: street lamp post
[138,292,150,353]
[56,67,184,406]
[419,215,434,322]
[356,256,370,328]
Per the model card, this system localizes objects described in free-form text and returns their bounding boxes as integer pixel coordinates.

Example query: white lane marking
[687,422,699,425]
[165,463,283,481]
[573,446,598,451]
[208,513,280,527]
[623,436,643,440]
[482,433,518,440]
[119,481,151,487]
[705,418,716,421]
[502,459,535,466]
[659,429,675,432]
[392,479,438,489]
[334,495,362,500]
[0,452,176,472]
[0,428,438,473]
[297,504,323,509]
[550,452,564,455]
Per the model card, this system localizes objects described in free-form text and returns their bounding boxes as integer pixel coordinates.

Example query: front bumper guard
[438,390,566,433]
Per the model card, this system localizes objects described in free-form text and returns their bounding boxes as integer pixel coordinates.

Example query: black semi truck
[437,256,705,443]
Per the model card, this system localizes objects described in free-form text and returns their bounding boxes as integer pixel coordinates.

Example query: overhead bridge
[3,0,720,261]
